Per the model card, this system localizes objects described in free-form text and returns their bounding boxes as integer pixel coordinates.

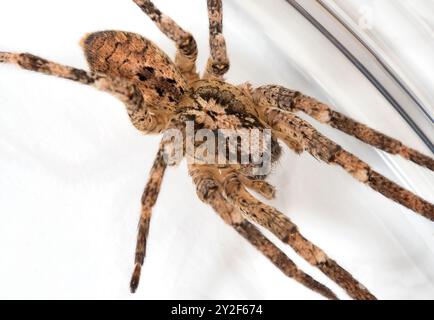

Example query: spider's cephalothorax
[1,0,433,300]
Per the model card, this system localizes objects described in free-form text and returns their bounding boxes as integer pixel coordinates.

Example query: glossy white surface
[0,0,433,299]
[328,0,434,114]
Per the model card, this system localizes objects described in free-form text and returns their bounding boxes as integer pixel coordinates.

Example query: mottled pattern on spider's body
[1,0,433,300]
[83,31,188,112]
[206,0,230,76]
[178,80,282,178]
[133,0,198,81]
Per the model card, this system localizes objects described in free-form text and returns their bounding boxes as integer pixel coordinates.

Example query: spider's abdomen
[81,31,188,111]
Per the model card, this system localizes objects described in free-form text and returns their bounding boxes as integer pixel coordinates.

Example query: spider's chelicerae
[1,0,433,300]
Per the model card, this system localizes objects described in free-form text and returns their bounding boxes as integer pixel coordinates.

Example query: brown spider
[0,0,433,300]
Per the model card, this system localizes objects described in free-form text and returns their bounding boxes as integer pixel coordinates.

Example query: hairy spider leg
[132,0,199,82]
[204,0,230,80]
[255,104,434,221]
[254,86,434,171]
[0,52,97,85]
[0,51,164,133]
[220,171,377,300]
[131,141,168,293]
[189,164,338,300]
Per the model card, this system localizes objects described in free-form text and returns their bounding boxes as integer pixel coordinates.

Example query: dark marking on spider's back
[184,80,283,178]
[81,31,188,111]
[192,80,262,128]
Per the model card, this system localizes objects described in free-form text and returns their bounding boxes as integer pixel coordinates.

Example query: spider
[0,0,433,300]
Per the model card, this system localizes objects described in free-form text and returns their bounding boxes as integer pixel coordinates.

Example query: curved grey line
[285,0,434,152]
[317,0,433,123]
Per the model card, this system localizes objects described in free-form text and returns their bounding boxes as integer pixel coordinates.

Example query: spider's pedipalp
[260,106,434,221]
[238,175,276,200]
[189,165,338,300]
[204,0,230,79]
[254,85,434,171]
[132,0,199,82]
[221,172,376,300]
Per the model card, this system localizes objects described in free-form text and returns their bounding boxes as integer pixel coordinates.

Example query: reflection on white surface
[0,0,433,299]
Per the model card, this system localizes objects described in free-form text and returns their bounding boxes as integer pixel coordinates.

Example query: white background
[0,0,433,299]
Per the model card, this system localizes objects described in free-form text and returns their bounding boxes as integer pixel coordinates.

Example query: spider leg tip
[0,52,14,63]
[324,290,339,301]
[130,263,142,294]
